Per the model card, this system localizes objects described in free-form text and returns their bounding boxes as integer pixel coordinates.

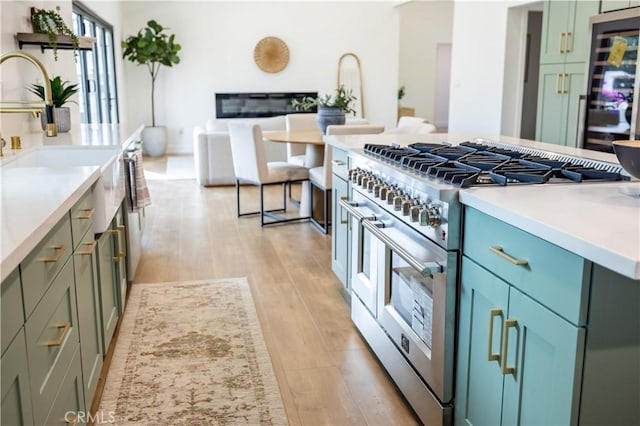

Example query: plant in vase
[122,20,181,157]
[291,86,356,134]
[27,76,79,133]
[30,7,79,61]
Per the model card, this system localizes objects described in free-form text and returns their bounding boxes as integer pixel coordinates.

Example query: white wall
[398,0,454,125]
[115,1,400,153]
[448,0,536,137]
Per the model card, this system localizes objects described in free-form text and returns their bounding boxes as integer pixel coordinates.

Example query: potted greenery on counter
[291,86,356,134]
[27,76,79,133]
[122,19,181,157]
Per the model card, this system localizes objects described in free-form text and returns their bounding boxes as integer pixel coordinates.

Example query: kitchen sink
[1,145,125,233]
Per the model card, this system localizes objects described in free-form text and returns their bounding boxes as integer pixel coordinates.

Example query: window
[72,2,119,124]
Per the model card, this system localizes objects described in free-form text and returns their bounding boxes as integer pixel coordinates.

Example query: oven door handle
[361,219,442,277]
[338,198,376,222]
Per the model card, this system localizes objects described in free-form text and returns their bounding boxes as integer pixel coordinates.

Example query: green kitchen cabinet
[536,0,598,147]
[600,0,640,11]
[96,223,120,354]
[456,258,585,426]
[74,230,104,414]
[113,206,129,315]
[536,62,587,147]
[331,147,351,289]
[540,0,598,65]
[1,329,34,426]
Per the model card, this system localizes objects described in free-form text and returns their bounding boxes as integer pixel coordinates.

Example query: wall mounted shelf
[15,33,96,53]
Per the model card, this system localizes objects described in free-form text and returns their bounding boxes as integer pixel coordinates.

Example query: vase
[316,106,345,134]
[142,126,168,157]
[40,106,71,133]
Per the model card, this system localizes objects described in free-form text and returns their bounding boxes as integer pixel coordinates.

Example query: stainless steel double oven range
[339,140,626,426]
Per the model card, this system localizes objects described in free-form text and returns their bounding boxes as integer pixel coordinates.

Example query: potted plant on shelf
[30,6,79,61]
[27,76,79,133]
[121,20,181,157]
[291,86,356,134]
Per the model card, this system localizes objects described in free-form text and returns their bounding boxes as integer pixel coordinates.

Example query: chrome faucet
[0,51,57,137]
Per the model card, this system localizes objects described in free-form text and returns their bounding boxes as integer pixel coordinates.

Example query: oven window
[390,253,434,349]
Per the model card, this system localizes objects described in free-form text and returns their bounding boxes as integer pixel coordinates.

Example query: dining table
[262,129,325,218]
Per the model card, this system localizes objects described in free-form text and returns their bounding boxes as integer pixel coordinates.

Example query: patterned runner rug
[98,278,288,425]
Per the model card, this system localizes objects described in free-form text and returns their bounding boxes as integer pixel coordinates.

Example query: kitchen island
[324,132,639,426]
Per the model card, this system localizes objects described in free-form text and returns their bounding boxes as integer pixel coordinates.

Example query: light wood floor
[131,155,420,426]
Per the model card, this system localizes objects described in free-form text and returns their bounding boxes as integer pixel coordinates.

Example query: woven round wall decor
[253,36,289,73]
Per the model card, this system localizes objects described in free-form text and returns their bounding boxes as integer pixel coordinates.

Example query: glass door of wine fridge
[583,9,640,153]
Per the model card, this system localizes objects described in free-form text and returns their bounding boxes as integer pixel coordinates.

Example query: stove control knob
[367,179,378,192]
[393,195,404,211]
[359,174,370,187]
[348,169,358,180]
[373,183,384,198]
[402,199,413,216]
[386,189,396,205]
[410,204,422,222]
[351,170,361,184]
[424,205,442,227]
[379,185,390,200]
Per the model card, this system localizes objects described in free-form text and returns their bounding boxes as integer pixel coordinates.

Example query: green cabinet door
[536,63,586,147]
[1,329,34,426]
[331,174,350,288]
[565,1,599,64]
[455,257,509,426]
[501,287,584,425]
[536,63,568,145]
[540,0,571,64]
[456,257,584,426]
[97,229,119,354]
[74,232,104,413]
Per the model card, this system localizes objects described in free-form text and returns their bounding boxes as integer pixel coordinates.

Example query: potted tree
[27,76,78,133]
[291,86,356,134]
[121,20,181,156]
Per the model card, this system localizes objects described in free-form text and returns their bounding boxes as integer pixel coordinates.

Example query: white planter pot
[142,126,168,157]
[40,107,71,133]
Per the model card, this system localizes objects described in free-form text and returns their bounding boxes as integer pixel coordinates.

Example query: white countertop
[0,124,144,282]
[1,167,100,281]
[460,182,640,280]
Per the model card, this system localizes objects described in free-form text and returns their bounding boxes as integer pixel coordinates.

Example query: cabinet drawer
[43,346,86,426]
[21,213,73,317]
[25,259,80,426]
[331,147,349,180]
[70,190,95,250]
[463,207,590,324]
[1,268,24,355]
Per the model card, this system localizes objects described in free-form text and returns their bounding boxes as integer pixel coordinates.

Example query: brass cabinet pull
[559,32,566,53]
[339,196,349,224]
[562,73,569,94]
[40,244,65,263]
[331,160,345,166]
[75,240,97,256]
[107,229,121,262]
[501,319,518,376]
[556,74,562,94]
[487,308,503,362]
[565,32,572,53]
[74,207,95,220]
[116,225,127,257]
[489,246,528,266]
[43,322,71,346]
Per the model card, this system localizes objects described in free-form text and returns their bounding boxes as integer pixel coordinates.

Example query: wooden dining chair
[229,122,310,226]
[309,124,385,233]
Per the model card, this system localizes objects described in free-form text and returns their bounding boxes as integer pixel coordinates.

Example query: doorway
[520,11,542,139]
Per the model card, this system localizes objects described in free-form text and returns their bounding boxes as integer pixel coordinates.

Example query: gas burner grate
[407,142,450,153]
[454,151,512,171]
[429,145,477,160]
